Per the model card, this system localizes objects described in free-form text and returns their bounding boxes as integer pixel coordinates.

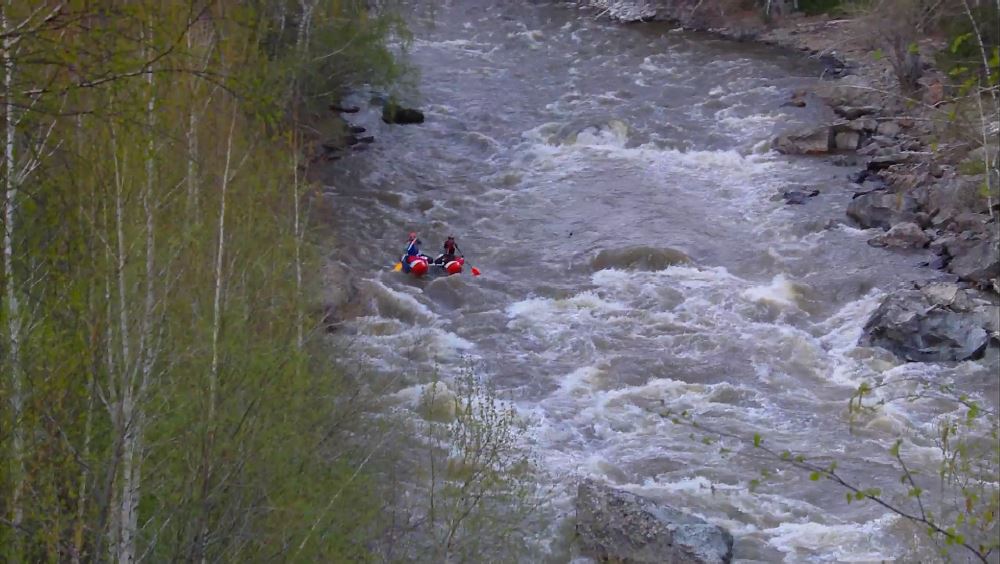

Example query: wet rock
[831,154,860,167]
[867,222,930,248]
[818,52,850,79]
[948,232,1000,289]
[576,479,734,564]
[876,120,901,137]
[382,103,425,124]
[834,131,861,151]
[860,287,992,362]
[846,191,919,229]
[773,126,832,155]
[847,169,867,184]
[348,125,367,134]
[329,103,360,113]
[782,189,820,205]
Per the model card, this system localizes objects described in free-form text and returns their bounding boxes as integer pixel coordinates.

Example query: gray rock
[773,126,832,155]
[916,175,993,227]
[944,212,991,234]
[857,142,883,157]
[847,169,870,184]
[948,232,1000,288]
[866,151,928,171]
[832,105,881,120]
[868,221,930,248]
[929,254,950,270]
[847,191,919,229]
[876,120,902,137]
[576,479,734,564]
[861,288,992,362]
[835,131,861,151]
[583,0,658,21]
[782,189,820,205]
[846,118,878,132]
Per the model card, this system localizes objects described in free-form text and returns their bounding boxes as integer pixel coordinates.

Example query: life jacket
[443,240,456,255]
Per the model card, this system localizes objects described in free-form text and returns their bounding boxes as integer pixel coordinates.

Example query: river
[319,1,998,560]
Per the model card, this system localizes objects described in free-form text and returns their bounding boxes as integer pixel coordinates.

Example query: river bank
[576,0,999,363]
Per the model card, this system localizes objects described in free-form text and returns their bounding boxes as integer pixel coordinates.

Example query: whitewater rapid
[319,1,997,560]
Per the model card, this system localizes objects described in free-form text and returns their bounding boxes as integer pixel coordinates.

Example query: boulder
[782,189,820,205]
[818,53,850,78]
[838,118,877,132]
[866,152,928,171]
[847,169,874,184]
[846,191,919,229]
[876,121,901,137]
[382,103,425,124]
[947,232,1000,288]
[835,131,861,151]
[833,105,881,120]
[576,479,734,564]
[868,221,930,248]
[916,175,992,226]
[773,126,832,155]
[861,287,992,362]
[942,212,991,234]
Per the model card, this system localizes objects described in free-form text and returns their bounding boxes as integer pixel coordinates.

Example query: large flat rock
[576,479,733,564]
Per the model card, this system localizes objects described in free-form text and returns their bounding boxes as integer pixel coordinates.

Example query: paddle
[454,244,481,276]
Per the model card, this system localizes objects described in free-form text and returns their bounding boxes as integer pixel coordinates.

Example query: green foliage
[0,0,408,560]
[935,1,1000,84]
[416,369,542,561]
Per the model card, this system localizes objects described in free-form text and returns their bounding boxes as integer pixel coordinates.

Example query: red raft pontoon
[403,255,464,278]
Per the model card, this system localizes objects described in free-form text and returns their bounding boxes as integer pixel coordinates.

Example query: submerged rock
[782,189,820,205]
[861,285,996,362]
[576,479,734,564]
[382,103,425,124]
[592,246,691,271]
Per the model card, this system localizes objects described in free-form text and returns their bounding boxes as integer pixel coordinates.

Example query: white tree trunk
[118,22,158,562]
[2,3,25,536]
[297,0,317,53]
[109,126,131,561]
[293,138,304,350]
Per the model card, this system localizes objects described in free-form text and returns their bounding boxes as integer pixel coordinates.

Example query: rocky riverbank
[577,0,999,363]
